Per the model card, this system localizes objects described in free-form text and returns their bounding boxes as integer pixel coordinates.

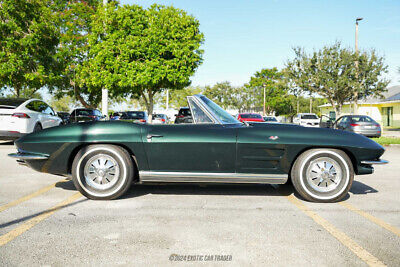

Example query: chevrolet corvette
[8,95,388,202]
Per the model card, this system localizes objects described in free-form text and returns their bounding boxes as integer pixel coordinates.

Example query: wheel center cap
[98,170,105,177]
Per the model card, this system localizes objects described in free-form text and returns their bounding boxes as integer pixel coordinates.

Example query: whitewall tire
[72,145,134,200]
[291,149,354,203]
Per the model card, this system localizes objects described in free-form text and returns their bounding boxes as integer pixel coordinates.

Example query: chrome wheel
[306,157,342,193]
[83,154,120,190]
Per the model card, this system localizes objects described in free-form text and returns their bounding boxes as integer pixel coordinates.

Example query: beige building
[319,85,400,127]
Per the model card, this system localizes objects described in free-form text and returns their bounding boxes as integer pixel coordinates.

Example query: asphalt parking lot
[0,142,399,266]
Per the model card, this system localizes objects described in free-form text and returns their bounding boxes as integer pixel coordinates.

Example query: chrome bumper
[360,159,389,165]
[8,152,49,160]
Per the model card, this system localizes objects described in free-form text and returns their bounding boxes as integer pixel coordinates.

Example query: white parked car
[293,113,320,127]
[0,98,62,140]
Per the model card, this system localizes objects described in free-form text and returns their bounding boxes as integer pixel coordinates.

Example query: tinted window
[76,109,95,116]
[125,111,145,119]
[264,117,277,122]
[179,108,191,116]
[43,105,55,115]
[241,114,262,119]
[26,101,47,112]
[153,114,163,118]
[351,116,374,123]
[342,117,350,124]
[301,114,318,119]
[0,98,27,108]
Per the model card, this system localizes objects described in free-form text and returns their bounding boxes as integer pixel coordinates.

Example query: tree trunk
[296,98,299,113]
[74,86,94,109]
[353,91,358,115]
[309,97,312,113]
[141,89,153,123]
[335,104,342,118]
[15,85,20,97]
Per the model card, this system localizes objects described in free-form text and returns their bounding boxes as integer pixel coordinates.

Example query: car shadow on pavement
[56,180,76,190]
[0,199,88,229]
[121,183,294,199]
[350,180,378,195]
[0,141,14,146]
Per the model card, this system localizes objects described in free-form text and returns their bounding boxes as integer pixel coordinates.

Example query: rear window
[179,108,191,116]
[301,114,318,119]
[0,98,27,108]
[264,117,277,122]
[76,109,96,116]
[125,111,146,119]
[153,114,165,119]
[241,114,262,119]
[351,116,374,123]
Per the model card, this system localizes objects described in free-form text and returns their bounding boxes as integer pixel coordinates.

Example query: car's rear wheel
[291,149,354,203]
[72,145,134,200]
[33,123,42,132]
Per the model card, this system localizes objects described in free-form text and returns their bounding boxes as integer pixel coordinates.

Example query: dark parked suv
[121,111,148,123]
[70,108,103,123]
[174,107,192,124]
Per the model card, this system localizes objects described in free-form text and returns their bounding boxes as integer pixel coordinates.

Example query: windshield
[301,114,318,119]
[198,95,240,124]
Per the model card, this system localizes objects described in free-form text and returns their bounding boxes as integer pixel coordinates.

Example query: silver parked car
[334,115,381,138]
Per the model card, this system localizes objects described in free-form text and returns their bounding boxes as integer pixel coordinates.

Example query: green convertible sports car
[9,95,388,202]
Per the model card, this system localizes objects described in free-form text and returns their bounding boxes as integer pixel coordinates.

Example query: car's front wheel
[72,145,134,200]
[291,149,354,202]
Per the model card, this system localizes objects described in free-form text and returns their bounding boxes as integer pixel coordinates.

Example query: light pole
[166,89,169,111]
[101,0,108,118]
[263,84,266,116]
[353,17,363,115]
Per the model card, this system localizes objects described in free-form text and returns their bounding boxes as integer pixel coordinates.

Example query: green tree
[78,3,204,121]
[285,42,389,116]
[203,81,237,109]
[49,95,78,112]
[0,0,59,97]
[156,86,202,110]
[247,68,290,115]
[50,0,101,108]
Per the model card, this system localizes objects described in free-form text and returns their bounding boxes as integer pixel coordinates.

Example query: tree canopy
[77,3,204,119]
[49,0,100,108]
[247,68,290,115]
[285,42,389,116]
[0,0,59,97]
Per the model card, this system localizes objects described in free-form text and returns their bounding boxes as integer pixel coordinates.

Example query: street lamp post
[263,84,266,116]
[353,17,363,115]
[102,0,108,118]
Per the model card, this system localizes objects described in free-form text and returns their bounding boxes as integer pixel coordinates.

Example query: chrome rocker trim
[8,152,49,160]
[360,159,389,165]
[139,171,288,184]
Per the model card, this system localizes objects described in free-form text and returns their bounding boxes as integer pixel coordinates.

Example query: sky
[122,0,400,87]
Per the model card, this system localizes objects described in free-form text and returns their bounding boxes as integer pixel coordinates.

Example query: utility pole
[101,0,108,118]
[353,17,363,115]
[166,89,169,111]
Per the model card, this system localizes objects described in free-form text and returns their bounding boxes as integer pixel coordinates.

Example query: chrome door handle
[147,134,163,139]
